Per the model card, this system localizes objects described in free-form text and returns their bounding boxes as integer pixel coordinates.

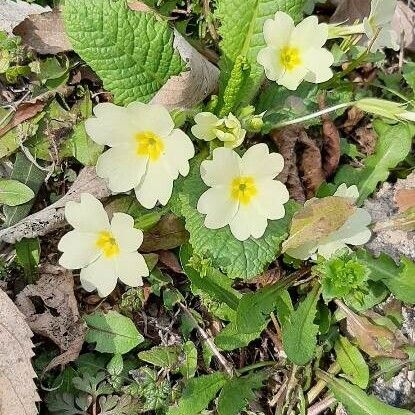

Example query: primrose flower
[197,144,289,241]
[58,193,149,297]
[191,112,246,148]
[285,184,372,260]
[85,102,194,209]
[257,12,334,90]
[363,0,398,51]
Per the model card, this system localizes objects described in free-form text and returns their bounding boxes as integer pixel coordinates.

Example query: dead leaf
[141,214,189,253]
[342,107,365,133]
[271,126,325,201]
[13,9,72,55]
[392,1,415,51]
[282,196,356,253]
[354,125,377,155]
[0,167,110,244]
[395,189,415,213]
[128,1,152,12]
[330,0,371,24]
[0,101,46,138]
[251,266,282,288]
[15,264,87,373]
[0,0,49,34]
[336,300,407,359]
[158,250,183,274]
[0,288,40,415]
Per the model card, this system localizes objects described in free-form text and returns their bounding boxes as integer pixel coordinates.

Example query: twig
[178,303,234,376]
[307,362,341,404]
[398,29,405,72]
[307,394,336,415]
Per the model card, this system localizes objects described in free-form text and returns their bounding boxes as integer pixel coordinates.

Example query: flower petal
[291,16,328,49]
[229,204,268,241]
[303,48,334,83]
[241,143,285,179]
[200,147,241,187]
[58,230,100,269]
[96,144,147,193]
[253,179,289,220]
[128,102,174,137]
[192,112,219,141]
[257,47,283,82]
[85,103,136,147]
[263,12,294,47]
[115,251,148,287]
[110,213,144,252]
[164,129,195,177]
[277,66,308,90]
[197,186,238,229]
[64,193,110,232]
[80,257,117,297]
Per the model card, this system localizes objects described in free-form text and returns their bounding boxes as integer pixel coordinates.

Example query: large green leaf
[216,0,305,110]
[171,157,297,279]
[64,0,185,105]
[167,373,229,415]
[0,179,34,206]
[138,345,181,369]
[318,370,414,415]
[84,311,144,354]
[282,285,320,365]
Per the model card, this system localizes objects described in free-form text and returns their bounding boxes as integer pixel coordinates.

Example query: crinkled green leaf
[0,178,34,206]
[167,373,229,415]
[138,345,181,369]
[318,370,414,415]
[179,341,198,379]
[282,285,320,365]
[64,0,185,104]
[85,311,144,355]
[335,336,369,389]
[171,157,297,279]
[217,371,267,415]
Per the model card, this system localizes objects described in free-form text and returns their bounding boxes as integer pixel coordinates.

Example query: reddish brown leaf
[342,106,365,133]
[0,101,46,137]
[395,189,415,213]
[158,250,183,274]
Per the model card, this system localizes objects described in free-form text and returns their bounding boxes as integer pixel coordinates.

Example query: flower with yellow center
[85,102,195,209]
[58,193,149,297]
[197,144,289,241]
[257,12,334,90]
[191,112,246,149]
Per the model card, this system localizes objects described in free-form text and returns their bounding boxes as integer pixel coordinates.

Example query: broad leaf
[64,0,185,105]
[282,284,320,365]
[167,373,229,415]
[138,345,181,369]
[15,237,40,284]
[85,311,144,355]
[318,370,414,415]
[0,179,34,206]
[179,341,198,379]
[335,335,369,389]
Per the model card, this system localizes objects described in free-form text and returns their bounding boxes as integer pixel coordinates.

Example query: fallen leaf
[0,167,111,244]
[330,0,371,24]
[336,300,407,359]
[0,0,50,34]
[282,196,356,253]
[15,264,87,373]
[392,1,415,51]
[141,213,189,253]
[395,189,415,213]
[319,95,341,177]
[0,288,40,415]
[0,101,46,137]
[342,107,365,133]
[354,125,377,156]
[13,9,72,55]
[158,250,183,274]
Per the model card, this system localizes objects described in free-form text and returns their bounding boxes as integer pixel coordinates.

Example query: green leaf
[138,345,181,369]
[171,157,297,279]
[282,285,320,365]
[215,273,299,350]
[403,62,415,96]
[167,372,229,415]
[215,0,305,109]
[335,121,413,205]
[179,341,198,379]
[317,370,414,415]
[335,336,369,389]
[84,310,144,354]
[15,237,40,284]
[3,152,46,226]
[0,178,34,206]
[64,0,185,105]
[217,371,267,415]
[375,345,415,381]
[356,250,415,305]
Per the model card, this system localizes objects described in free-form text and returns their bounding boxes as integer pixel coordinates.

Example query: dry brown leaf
[13,9,72,55]
[337,300,407,359]
[158,250,183,274]
[141,213,189,253]
[15,264,87,373]
[395,189,415,213]
[354,125,377,155]
[0,167,110,244]
[0,288,40,415]
[342,106,365,133]
[0,0,49,34]
[392,1,415,51]
[0,101,46,137]
[330,0,371,24]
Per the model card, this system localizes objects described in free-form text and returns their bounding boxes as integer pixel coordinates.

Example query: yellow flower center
[96,231,120,258]
[135,131,165,161]
[279,46,302,71]
[231,176,257,205]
